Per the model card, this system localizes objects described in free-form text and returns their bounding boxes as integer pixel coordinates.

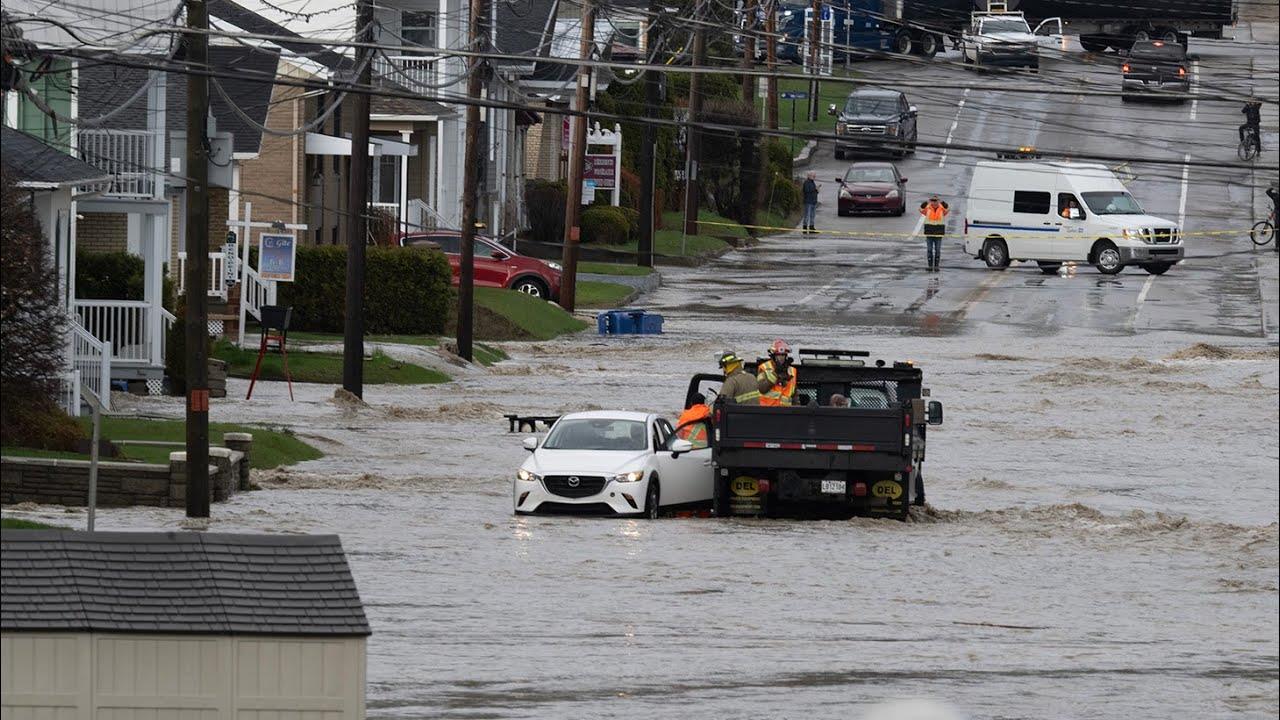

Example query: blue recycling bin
[597,309,664,335]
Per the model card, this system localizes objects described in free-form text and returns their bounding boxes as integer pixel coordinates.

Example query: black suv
[1122,40,1190,101]
[828,89,919,159]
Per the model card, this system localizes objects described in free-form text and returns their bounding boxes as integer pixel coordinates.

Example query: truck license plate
[820,480,846,494]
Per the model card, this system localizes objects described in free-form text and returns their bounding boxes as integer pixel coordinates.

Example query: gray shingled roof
[1,127,111,186]
[1,530,370,636]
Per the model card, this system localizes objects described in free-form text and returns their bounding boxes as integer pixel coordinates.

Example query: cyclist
[1240,98,1262,147]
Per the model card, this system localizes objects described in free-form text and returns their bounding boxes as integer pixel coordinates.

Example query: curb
[792,140,819,168]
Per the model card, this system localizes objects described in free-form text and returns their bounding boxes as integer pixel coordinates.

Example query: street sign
[780,91,809,100]
[258,233,297,282]
[582,154,617,189]
[820,5,830,21]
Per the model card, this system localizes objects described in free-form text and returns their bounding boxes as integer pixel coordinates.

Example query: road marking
[1189,61,1199,121]
[797,251,890,305]
[1178,154,1190,228]
[937,88,970,168]
[1136,275,1155,305]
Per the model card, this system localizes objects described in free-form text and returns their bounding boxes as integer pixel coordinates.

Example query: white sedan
[513,411,714,518]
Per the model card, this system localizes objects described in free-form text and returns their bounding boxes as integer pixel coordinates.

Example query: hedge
[76,251,175,309]
[580,206,630,244]
[526,179,566,244]
[275,245,452,334]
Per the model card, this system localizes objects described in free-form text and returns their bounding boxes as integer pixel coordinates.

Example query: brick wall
[238,80,307,228]
[77,212,128,254]
[169,187,231,281]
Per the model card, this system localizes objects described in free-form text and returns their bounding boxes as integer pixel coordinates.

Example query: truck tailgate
[718,406,904,452]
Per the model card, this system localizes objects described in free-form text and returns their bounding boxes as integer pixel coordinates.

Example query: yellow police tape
[693,219,1260,242]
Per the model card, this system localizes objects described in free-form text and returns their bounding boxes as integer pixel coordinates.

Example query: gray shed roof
[1,127,111,187]
[1,530,370,636]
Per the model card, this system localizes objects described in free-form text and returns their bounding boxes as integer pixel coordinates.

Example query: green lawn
[2,442,173,465]
[75,417,321,469]
[472,343,509,366]
[1,518,64,530]
[474,287,588,340]
[763,68,860,145]
[575,280,634,308]
[577,261,655,276]
[214,342,449,385]
[662,210,751,238]
[287,331,439,347]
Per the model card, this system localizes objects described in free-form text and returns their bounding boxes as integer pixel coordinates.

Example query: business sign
[581,179,597,205]
[582,154,617,189]
[258,233,297,282]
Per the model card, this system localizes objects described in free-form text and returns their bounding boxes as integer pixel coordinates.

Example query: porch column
[399,130,411,236]
[143,213,165,367]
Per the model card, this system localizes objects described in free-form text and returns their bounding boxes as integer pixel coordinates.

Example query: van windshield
[1082,191,1144,215]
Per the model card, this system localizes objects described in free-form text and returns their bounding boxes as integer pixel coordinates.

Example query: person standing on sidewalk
[801,171,820,234]
[919,195,949,271]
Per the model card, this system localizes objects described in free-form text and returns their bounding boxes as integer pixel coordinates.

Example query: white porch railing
[74,300,154,365]
[374,54,441,94]
[77,129,162,198]
[405,198,446,232]
[241,264,273,323]
[70,321,112,413]
[177,251,229,301]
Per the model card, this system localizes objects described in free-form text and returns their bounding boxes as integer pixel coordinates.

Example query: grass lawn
[473,287,588,340]
[288,331,439,347]
[1,518,64,529]
[761,67,860,144]
[757,208,803,235]
[214,342,449,385]
[662,210,751,238]
[575,280,634,308]
[577,261,655,276]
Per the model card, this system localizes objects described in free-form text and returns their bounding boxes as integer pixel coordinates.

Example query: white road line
[1178,154,1191,228]
[1136,275,1156,305]
[937,88,970,168]
[1189,61,1199,121]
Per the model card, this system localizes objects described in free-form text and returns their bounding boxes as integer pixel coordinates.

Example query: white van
[963,161,1183,275]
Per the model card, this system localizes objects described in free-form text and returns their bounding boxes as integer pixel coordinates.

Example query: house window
[402,11,437,50]
[372,154,400,205]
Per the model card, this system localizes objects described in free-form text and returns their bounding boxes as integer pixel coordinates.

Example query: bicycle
[1251,209,1276,246]
[1238,126,1261,161]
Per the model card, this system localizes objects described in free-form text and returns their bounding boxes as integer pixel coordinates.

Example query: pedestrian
[1240,97,1262,146]
[756,339,798,407]
[919,195,949,272]
[802,171,819,234]
[675,392,711,446]
[717,351,760,405]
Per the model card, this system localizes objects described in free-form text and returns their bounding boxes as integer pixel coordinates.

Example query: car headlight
[886,189,900,199]
[545,261,563,271]
[517,469,541,482]
[612,470,644,483]
[839,187,853,199]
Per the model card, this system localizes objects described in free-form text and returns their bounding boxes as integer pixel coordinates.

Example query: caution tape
[693,219,1266,242]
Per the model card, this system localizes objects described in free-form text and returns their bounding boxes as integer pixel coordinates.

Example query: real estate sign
[259,233,297,282]
[582,154,617,189]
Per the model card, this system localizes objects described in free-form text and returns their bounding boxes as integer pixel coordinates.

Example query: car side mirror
[669,438,694,457]
[827,103,838,116]
[835,177,845,183]
[926,400,943,426]
[522,437,539,451]
[900,177,908,183]
[908,105,918,115]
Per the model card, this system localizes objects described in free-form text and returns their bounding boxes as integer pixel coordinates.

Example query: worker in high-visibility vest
[675,393,711,448]
[919,195,950,272]
[717,351,760,405]
[756,339,797,407]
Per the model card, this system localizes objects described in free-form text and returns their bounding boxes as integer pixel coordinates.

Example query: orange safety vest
[676,404,710,444]
[757,360,797,407]
[922,204,947,223]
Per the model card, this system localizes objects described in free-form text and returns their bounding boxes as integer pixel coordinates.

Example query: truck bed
[715,404,909,471]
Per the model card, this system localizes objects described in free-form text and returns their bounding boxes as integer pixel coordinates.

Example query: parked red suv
[399,231,563,301]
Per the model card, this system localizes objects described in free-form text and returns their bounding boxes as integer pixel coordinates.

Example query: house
[0,530,371,718]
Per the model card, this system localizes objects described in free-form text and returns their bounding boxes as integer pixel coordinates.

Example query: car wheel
[894,204,906,217]
[511,276,549,299]
[1093,241,1124,274]
[1140,262,1172,275]
[645,479,661,520]
[983,238,1010,269]
[1037,261,1062,274]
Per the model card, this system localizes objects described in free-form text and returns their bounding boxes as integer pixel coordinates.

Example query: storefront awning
[304,133,418,157]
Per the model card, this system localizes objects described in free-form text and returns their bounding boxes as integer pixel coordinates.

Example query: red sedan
[836,162,908,216]
[400,231,563,301]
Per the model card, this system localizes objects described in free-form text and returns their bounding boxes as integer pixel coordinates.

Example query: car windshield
[982,18,1030,33]
[1082,191,1145,215]
[845,167,897,183]
[844,95,898,116]
[1132,42,1185,59]
[542,418,648,451]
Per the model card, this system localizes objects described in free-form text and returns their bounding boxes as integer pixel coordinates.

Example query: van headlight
[1122,228,1154,244]
[612,470,645,483]
[517,469,541,482]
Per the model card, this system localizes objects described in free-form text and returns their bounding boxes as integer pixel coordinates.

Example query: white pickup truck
[960,11,1041,71]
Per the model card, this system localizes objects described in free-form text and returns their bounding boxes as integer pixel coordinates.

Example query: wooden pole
[637,2,661,268]
[740,0,757,102]
[681,26,706,236]
[458,0,486,358]
[184,0,210,519]
[343,0,373,396]
[766,0,779,130]
[808,0,820,121]
[559,0,595,312]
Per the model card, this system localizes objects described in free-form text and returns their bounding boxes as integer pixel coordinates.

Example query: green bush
[619,207,641,240]
[766,139,794,178]
[580,206,630,245]
[526,179,566,244]
[76,251,175,310]
[275,245,451,334]
[767,172,802,216]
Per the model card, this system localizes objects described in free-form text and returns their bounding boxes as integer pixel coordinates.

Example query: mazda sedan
[514,411,713,518]
[836,162,908,216]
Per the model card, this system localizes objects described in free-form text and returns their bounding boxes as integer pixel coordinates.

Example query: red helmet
[769,339,791,356]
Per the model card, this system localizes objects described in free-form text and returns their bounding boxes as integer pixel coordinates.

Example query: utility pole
[559,0,595,312]
[766,0,778,129]
[740,0,757,102]
[183,0,210,519]
[458,0,485,358]
[342,0,373,396]
[808,0,821,121]
[637,2,661,269]
[681,26,706,236]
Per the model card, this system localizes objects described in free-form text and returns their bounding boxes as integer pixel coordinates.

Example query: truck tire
[983,238,1010,269]
[1140,262,1172,275]
[713,475,730,516]
[1079,35,1108,53]
[1092,240,1124,274]
[892,29,913,55]
[1131,27,1152,45]
[1156,27,1179,44]
[916,33,940,58]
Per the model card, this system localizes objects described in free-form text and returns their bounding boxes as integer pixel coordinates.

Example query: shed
[0,530,371,718]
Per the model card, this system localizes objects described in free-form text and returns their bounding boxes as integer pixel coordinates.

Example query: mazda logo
[567,476,581,488]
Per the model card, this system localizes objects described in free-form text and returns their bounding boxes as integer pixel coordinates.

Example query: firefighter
[756,339,797,407]
[717,351,760,405]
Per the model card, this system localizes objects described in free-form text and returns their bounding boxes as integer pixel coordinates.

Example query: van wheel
[1037,261,1062,274]
[1093,241,1124,274]
[982,238,1010,269]
[1140,262,1172,275]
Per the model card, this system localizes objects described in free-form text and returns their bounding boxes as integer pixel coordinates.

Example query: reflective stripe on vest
[735,389,762,403]
[758,361,797,407]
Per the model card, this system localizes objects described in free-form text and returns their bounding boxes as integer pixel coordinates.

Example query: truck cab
[688,350,943,520]
[961,11,1040,69]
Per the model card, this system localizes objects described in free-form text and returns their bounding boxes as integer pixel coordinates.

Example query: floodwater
[14,330,1278,719]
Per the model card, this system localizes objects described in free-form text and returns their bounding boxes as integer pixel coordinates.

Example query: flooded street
[17,329,1277,719]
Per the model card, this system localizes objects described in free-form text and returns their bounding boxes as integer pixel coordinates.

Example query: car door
[427,234,462,282]
[654,419,714,507]
[897,94,916,140]
[471,238,509,288]
[1033,17,1064,51]
[1052,191,1090,260]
